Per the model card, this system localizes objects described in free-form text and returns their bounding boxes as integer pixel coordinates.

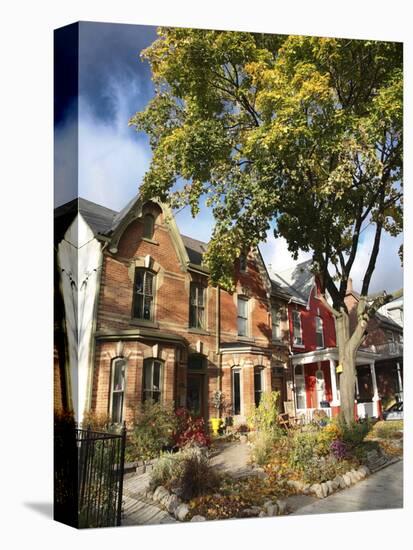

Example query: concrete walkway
[291,460,403,515]
[209,440,253,478]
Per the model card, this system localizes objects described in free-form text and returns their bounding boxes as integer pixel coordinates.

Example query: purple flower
[330,439,348,460]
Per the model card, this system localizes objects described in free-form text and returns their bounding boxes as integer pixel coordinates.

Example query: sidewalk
[290,460,403,515]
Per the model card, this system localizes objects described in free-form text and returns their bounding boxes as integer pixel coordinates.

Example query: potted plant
[210,390,224,435]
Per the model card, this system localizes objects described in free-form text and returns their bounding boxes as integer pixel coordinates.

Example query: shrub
[371,420,403,440]
[315,422,343,456]
[339,418,371,448]
[248,391,282,433]
[129,400,177,462]
[250,430,282,466]
[173,408,211,448]
[288,431,319,472]
[149,446,220,500]
[300,455,356,484]
[82,410,112,431]
[330,439,348,460]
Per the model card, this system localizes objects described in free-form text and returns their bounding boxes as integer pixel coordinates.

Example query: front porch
[291,347,383,420]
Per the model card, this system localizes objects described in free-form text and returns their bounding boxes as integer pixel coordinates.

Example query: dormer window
[143,213,155,239]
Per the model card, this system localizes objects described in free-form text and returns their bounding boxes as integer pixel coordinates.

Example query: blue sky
[54,22,403,294]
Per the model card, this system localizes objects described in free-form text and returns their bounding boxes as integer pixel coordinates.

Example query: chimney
[347,278,353,293]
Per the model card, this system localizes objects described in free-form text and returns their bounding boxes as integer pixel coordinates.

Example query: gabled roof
[270,260,314,306]
[181,235,207,266]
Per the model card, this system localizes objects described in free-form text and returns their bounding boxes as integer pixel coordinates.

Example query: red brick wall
[91,204,290,422]
[289,280,336,353]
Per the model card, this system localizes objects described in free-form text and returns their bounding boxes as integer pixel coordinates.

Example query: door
[186,374,204,417]
[271,374,285,411]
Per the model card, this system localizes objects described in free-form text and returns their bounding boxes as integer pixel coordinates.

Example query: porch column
[396,362,403,400]
[329,359,340,406]
[370,361,381,417]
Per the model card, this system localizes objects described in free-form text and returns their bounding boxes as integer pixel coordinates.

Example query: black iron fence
[54,417,126,529]
[77,425,126,528]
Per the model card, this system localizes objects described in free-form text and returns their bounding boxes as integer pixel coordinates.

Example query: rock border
[286,465,371,499]
[143,484,290,521]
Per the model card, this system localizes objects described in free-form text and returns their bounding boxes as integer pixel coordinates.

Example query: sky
[54,21,403,294]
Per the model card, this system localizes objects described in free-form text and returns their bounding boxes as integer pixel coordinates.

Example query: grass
[368,420,403,440]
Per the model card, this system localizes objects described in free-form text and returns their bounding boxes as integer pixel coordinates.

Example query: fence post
[116,421,127,526]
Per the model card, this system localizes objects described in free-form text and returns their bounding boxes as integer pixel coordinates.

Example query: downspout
[216,285,222,403]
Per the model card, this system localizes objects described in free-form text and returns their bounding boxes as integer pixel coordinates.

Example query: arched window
[143,213,155,239]
[133,268,155,320]
[110,358,126,423]
[143,358,163,403]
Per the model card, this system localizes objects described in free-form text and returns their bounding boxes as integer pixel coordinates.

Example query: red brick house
[271,262,388,420]
[54,195,291,425]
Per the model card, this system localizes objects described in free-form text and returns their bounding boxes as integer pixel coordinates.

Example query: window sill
[187,327,210,336]
[272,338,287,346]
[130,318,159,329]
[236,336,255,343]
[293,344,305,349]
[141,237,159,246]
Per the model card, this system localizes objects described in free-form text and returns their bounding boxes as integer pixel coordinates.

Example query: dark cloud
[78,22,157,124]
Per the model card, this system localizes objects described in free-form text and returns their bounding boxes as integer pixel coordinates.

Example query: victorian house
[54,195,292,426]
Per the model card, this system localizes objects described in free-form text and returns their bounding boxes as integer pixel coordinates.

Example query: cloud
[78,76,152,210]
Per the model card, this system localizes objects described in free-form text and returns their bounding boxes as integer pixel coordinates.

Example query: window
[237,296,248,337]
[315,369,326,406]
[232,368,241,415]
[254,367,264,407]
[239,253,247,272]
[272,305,282,340]
[110,358,126,423]
[133,269,154,320]
[315,316,324,348]
[294,364,306,410]
[188,354,206,370]
[292,310,303,345]
[189,282,205,329]
[143,213,155,239]
[143,358,163,403]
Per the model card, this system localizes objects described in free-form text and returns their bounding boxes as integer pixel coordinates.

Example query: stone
[242,508,261,518]
[175,503,190,521]
[359,465,370,477]
[337,476,346,489]
[166,494,180,514]
[326,480,334,494]
[311,483,321,495]
[302,484,311,495]
[343,473,352,487]
[321,483,329,498]
[191,515,206,522]
[153,486,169,503]
[276,500,288,515]
[264,503,278,516]
[258,511,266,517]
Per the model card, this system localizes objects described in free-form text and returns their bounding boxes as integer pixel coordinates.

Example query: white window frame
[133,268,155,321]
[232,367,242,415]
[237,296,249,337]
[292,310,303,346]
[254,366,265,408]
[272,304,282,341]
[189,282,206,329]
[294,364,306,410]
[109,358,126,424]
[315,316,324,348]
[142,358,163,403]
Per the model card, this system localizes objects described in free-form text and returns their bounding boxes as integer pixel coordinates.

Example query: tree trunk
[335,311,357,424]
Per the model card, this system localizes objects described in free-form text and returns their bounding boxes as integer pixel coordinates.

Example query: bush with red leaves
[174,407,211,448]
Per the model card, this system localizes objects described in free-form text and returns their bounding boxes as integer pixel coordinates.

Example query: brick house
[271,262,388,420]
[54,195,291,425]
[345,281,403,411]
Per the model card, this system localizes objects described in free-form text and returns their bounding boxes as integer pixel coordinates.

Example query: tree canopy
[130,29,403,301]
